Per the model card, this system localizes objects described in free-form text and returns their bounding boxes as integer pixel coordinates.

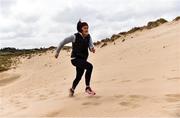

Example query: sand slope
[0,20,180,117]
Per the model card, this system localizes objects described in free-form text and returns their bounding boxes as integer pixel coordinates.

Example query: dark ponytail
[77,20,82,32]
[77,20,88,33]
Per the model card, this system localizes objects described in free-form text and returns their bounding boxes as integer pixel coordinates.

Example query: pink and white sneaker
[85,87,96,96]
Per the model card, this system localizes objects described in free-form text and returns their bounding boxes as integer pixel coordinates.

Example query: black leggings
[71,58,93,90]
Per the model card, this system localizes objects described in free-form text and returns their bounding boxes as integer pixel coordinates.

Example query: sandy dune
[0,20,180,117]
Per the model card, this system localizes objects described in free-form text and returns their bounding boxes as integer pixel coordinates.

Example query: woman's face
[81,25,89,36]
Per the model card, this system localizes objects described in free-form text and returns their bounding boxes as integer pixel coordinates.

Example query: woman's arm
[89,35,95,53]
[55,35,75,58]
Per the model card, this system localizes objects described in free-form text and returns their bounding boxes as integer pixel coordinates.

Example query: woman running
[55,20,96,97]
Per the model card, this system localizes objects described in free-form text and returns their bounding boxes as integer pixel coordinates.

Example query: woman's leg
[71,58,93,87]
[84,62,93,87]
[72,67,85,90]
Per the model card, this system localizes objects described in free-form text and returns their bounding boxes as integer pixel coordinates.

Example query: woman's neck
[79,32,86,39]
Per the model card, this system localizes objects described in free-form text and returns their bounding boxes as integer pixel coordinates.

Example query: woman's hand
[55,53,59,59]
[91,47,96,53]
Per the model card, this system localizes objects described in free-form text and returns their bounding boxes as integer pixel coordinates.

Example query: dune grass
[0,46,72,72]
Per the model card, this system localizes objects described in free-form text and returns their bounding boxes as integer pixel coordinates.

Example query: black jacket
[71,33,90,60]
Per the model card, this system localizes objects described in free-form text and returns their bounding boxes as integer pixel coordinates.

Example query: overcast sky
[0,0,179,49]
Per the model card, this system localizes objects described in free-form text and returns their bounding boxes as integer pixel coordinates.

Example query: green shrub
[173,16,180,21]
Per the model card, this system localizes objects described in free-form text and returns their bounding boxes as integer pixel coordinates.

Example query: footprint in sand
[30,89,59,101]
[114,94,125,98]
[20,106,28,110]
[45,110,61,117]
[74,95,102,101]
[44,90,58,97]
[175,112,180,117]
[9,95,21,104]
[87,95,102,99]
[111,79,117,81]
[80,96,102,106]
[9,97,28,110]
[120,80,131,83]
[119,101,139,108]
[167,77,180,81]
[94,80,102,83]
[171,69,177,72]
[165,94,180,102]
[0,73,21,86]
[118,95,148,109]
[48,91,58,97]
[82,101,101,106]
[38,94,48,100]
[128,95,148,101]
[138,78,154,82]
[119,101,140,108]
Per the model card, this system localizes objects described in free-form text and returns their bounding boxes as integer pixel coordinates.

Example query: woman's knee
[88,63,93,70]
